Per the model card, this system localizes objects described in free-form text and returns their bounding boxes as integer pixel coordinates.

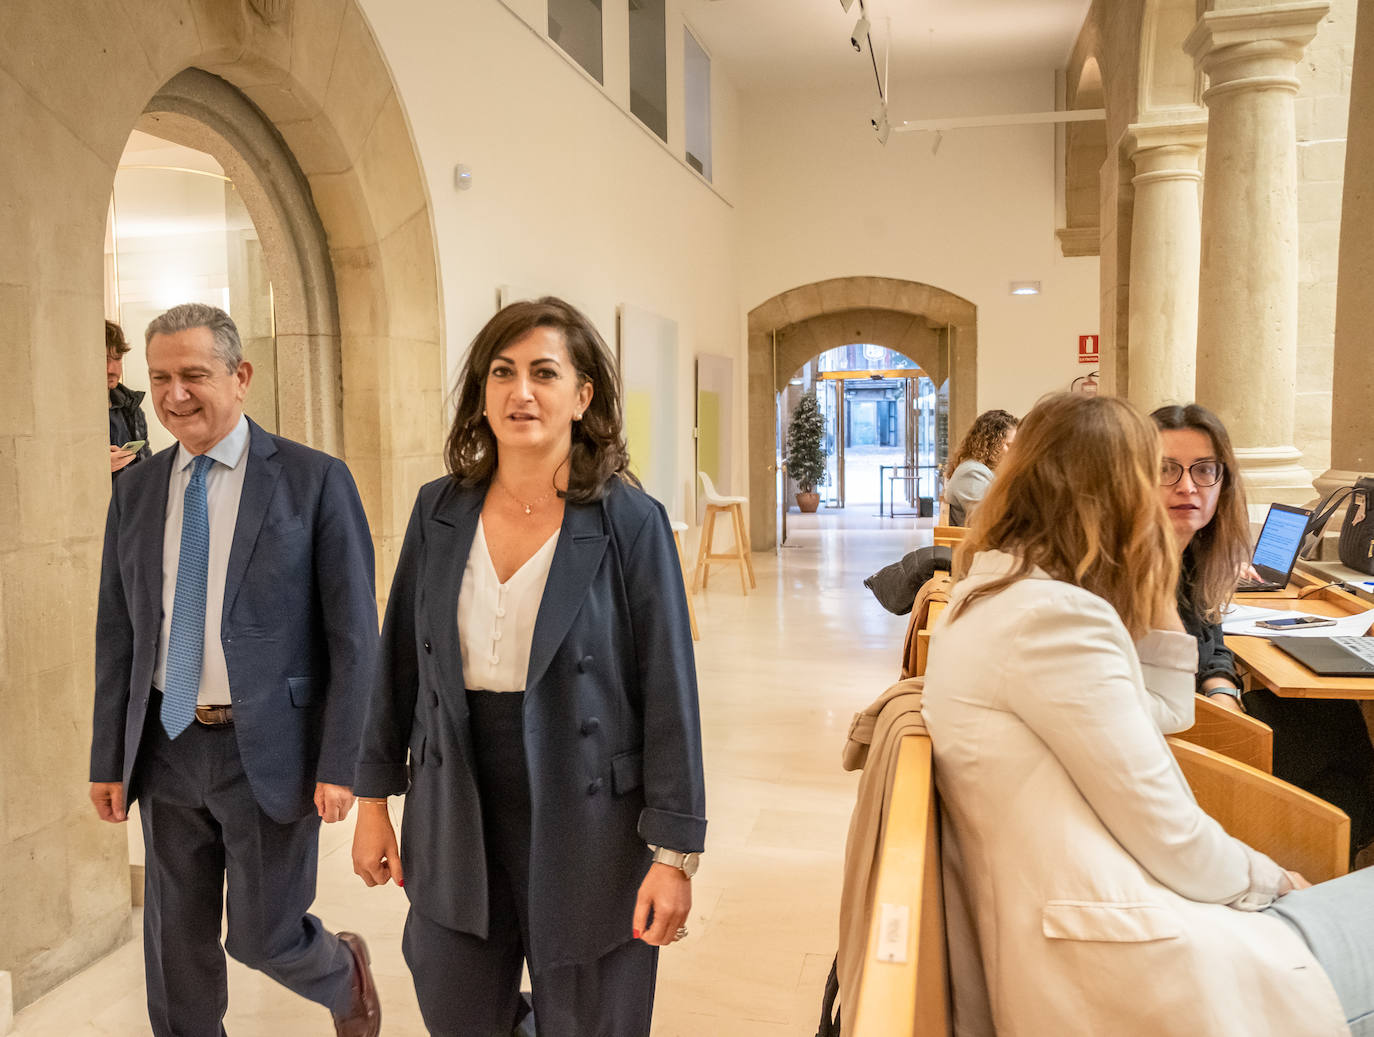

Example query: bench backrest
[1168,736,1350,883]
[1172,694,1274,772]
[851,733,952,1036]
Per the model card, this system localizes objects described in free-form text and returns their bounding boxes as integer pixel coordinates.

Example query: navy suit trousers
[137,697,353,1036]
[403,690,658,1037]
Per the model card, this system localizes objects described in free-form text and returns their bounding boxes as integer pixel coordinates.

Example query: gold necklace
[496,478,557,516]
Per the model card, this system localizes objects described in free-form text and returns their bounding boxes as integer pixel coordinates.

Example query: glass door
[817,378,844,508]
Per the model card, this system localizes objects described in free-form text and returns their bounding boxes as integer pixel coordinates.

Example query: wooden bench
[931,525,965,550]
[901,580,951,680]
[851,732,951,1036]
[1172,694,1274,772]
[844,729,1348,1036]
[1168,737,1350,883]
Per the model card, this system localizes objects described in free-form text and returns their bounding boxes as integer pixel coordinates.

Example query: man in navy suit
[89,303,381,1037]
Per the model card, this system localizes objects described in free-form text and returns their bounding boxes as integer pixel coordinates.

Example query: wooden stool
[669,521,700,641]
[693,471,756,595]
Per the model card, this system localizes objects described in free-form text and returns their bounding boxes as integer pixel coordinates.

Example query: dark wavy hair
[945,408,1019,477]
[105,319,130,358]
[444,297,636,504]
[1151,403,1250,623]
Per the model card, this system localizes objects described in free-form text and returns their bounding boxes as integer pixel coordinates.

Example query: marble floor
[12,509,925,1037]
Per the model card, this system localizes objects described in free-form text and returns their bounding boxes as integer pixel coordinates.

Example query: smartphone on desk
[1257,616,1338,630]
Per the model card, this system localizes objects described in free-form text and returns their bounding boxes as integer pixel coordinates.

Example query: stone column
[1126,119,1207,411]
[1318,2,1374,495]
[1185,2,1330,507]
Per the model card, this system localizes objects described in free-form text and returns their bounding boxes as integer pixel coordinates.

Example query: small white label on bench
[876,902,910,963]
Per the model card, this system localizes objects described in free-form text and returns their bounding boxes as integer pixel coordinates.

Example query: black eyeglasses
[1160,459,1223,487]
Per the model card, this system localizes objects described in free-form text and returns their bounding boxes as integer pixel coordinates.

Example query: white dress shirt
[152,415,251,706]
[457,518,559,692]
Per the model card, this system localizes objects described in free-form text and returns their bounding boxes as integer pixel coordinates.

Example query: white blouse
[457,518,560,692]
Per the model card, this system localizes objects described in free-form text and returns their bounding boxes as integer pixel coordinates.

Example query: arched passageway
[0,0,443,1008]
[747,276,976,549]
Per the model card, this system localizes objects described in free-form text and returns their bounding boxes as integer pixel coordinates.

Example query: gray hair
[145,303,243,373]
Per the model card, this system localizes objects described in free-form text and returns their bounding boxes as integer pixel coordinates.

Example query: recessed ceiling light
[1010,281,1041,296]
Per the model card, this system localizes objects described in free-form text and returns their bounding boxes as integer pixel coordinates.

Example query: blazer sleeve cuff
[1226,844,1288,911]
[637,808,707,854]
[353,762,409,799]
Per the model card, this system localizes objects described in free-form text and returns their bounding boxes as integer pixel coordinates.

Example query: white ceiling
[680,0,1093,92]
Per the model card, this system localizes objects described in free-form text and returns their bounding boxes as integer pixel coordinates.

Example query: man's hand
[314,782,355,823]
[633,862,692,946]
[109,445,135,473]
[90,782,127,822]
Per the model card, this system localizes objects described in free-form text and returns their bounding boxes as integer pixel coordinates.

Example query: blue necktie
[162,455,213,739]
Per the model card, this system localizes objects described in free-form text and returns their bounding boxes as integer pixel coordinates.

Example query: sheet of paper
[1222,607,1374,639]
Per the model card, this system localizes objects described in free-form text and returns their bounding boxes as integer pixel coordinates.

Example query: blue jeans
[1265,867,1374,1035]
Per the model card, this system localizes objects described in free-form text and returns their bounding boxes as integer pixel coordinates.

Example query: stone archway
[747,277,976,548]
[0,0,442,1009]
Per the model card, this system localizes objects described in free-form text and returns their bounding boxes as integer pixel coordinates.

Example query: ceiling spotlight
[1009,281,1042,296]
[871,100,891,145]
[839,0,856,10]
[851,14,870,52]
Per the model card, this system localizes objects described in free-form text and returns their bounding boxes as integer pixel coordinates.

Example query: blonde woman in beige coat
[922,393,1373,1037]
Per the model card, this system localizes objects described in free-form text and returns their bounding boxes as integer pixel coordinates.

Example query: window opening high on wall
[684,26,712,180]
[550,0,604,84]
[629,0,667,141]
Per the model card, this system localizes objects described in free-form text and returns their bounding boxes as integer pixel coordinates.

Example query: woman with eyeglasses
[1150,405,1252,715]
[1152,403,1374,863]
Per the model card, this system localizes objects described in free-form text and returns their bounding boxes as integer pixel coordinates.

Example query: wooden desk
[1226,573,1374,700]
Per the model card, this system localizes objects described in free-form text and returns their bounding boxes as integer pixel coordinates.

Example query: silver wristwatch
[648,844,700,878]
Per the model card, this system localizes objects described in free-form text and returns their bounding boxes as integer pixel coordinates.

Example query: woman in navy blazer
[352,298,706,1036]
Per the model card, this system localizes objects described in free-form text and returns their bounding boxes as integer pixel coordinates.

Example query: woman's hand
[352,800,404,888]
[633,863,692,946]
[1280,869,1312,894]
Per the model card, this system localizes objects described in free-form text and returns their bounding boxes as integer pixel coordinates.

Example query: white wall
[737,70,1101,418]
[357,0,744,515]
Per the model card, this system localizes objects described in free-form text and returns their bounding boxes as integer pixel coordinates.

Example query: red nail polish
[633,928,641,939]
[397,879,405,888]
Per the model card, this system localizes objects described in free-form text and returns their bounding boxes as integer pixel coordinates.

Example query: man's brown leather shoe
[333,931,381,1037]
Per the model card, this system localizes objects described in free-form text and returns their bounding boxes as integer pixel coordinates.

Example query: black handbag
[1303,477,1374,575]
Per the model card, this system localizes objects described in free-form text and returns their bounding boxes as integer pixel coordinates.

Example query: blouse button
[496,607,507,618]
[492,630,503,642]
[490,654,500,665]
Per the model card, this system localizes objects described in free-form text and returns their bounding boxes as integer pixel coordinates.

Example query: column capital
[1127,117,1208,158]
[1185,2,1329,93]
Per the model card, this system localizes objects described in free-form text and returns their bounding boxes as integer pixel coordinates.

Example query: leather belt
[194,704,234,727]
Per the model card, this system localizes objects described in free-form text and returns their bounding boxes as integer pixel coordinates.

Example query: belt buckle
[193,704,234,727]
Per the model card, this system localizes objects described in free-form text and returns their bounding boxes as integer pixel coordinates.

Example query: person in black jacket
[107,319,151,478]
[351,298,705,1037]
[1153,403,1374,862]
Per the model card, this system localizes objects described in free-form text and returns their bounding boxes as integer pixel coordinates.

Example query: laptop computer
[1272,636,1374,677]
[1237,502,1312,592]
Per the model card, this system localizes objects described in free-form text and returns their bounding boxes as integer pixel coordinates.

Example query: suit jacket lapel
[134,447,175,624]
[223,419,281,619]
[426,481,482,694]
[525,502,608,694]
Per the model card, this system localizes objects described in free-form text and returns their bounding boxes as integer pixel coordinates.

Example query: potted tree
[786,393,828,513]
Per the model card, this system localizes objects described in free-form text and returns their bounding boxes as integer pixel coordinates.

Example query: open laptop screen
[1251,503,1311,583]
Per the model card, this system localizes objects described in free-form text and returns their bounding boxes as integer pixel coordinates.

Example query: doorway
[106,129,280,451]
[780,344,943,529]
